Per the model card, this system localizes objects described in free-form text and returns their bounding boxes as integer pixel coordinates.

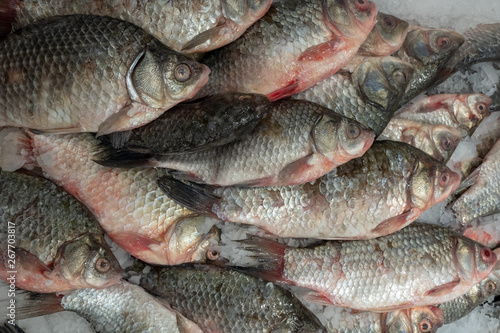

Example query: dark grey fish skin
[395,27,465,107]
[139,264,326,333]
[292,56,414,136]
[0,323,25,333]
[104,93,271,154]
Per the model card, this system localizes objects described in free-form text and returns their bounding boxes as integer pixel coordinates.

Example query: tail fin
[0,127,34,171]
[0,0,19,37]
[92,143,154,168]
[1,290,63,321]
[157,175,219,216]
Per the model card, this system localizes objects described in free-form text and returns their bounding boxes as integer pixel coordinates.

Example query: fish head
[408,154,460,209]
[312,114,374,163]
[427,124,461,162]
[222,0,273,25]
[130,48,210,108]
[360,12,409,56]
[403,28,464,66]
[324,0,378,39]
[456,93,492,131]
[383,306,443,333]
[354,56,413,110]
[454,238,497,284]
[480,248,500,298]
[56,234,122,289]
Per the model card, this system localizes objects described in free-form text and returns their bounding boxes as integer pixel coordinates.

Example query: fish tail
[157,175,220,216]
[0,0,18,37]
[231,236,290,285]
[0,127,35,171]
[92,143,155,168]
[0,290,64,321]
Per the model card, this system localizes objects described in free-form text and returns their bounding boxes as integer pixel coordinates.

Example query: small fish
[357,12,409,56]
[452,138,500,226]
[324,306,444,333]
[139,264,326,333]
[1,129,220,266]
[395,27,465,107]
[104,93,271,154]
[0,0,273,53]
[224,223,497,312]
[393,93,491,137]
[0,170,122,293]
[12,280,204,333]
[378,119,461,162]
[292,56,414,136]
[196,0,377,101]
[97,99,375,187]
[158,141,460,240]
[0,15,210,136]
[437,248,500,324]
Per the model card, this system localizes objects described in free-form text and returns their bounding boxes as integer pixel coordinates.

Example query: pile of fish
[0,0,499,332]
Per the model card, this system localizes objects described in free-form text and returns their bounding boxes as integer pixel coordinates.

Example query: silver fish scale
[452,139,500,225]
[326,310,383,333]
[0,170,101,264]
[62,281,194,333]
[283,224,458,310]
[141,266,324,333]
[0,15,158,131]
[197,0,331,97]
[293,72,389,135]
[211,142,415,239]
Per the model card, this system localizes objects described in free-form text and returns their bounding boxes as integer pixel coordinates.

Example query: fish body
[159,141,460,239]
[292,56,414,136]
[232,223,497,312]
[0,170,122,293]
[393,93,491,137]
[357,12,409,56]
[0,15,210,136]
[396,27,465,107]
[105,93,271,154]
[452,138,500,226]
[6,130,219,265]
[2,0,273,53]
[139,264,326,333]
[98,99,375,187]
[196,0,377,101]
[378,119,461,162]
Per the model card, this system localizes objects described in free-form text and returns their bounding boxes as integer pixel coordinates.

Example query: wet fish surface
[139,264,326,333]
[158,141,460,240]
[292,56,414,136]
[1,0,273,53]
[196,0,377,101]
[97,99,375,187]
[0,170,122,293]
[0,15,210,136]
[357,12,409,56]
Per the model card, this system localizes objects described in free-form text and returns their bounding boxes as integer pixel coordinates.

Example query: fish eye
[355,0,369,10]
[438,172,449,187]
[440,136,453,151]
[392,70,406,84]
[95,258,111,273]
[207,250,220,261]
[174,64,192,82]
[347,123,361,139]
[383,16,396,30]
[485,281,497,294]
[419,320,432,333]
[437,37,451,49]
[476,102,488,114]
[481,248,493,263]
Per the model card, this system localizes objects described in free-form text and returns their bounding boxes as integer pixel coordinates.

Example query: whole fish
[395,27,464,107]
[393,93,492,137]
[158,141,460,240]
[196,0,377,101]
[357,12,409,56]
[378,119,461,162]
[324,306,444,333]
[452,138,500,226]
[105,93,271,154]
[139,264,326,333]
[14,280,204,333]
[0,170,122,293]
[226,223,497,311]
[437,248,500,324]
[292,56,414,136]
[96,99,375,187]
[0,0,273,53]
[0,15,210,136]
[2,129,220,266]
